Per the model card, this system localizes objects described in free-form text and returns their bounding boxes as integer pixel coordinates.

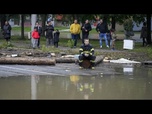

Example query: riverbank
[0,37,151,64]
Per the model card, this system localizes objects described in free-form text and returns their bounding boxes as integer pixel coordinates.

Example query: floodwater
[0,63,152,100]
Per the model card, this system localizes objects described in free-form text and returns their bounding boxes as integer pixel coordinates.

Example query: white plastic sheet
[110,58,140,63]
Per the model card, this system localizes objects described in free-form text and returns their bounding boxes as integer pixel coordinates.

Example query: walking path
[9,30,143,42]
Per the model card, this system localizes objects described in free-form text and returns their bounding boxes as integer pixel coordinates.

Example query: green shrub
[67,39,74,48]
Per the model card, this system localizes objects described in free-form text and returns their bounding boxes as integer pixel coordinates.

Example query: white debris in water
[110,58,140,63]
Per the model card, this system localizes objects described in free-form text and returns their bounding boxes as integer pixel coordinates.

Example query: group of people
[69,18,117,70]
[31,21,60,49]
[0,20,60,49]
[70,18,117,50]
[0,19,148,70]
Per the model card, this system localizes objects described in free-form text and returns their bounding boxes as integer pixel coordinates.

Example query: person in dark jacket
[44,21,54,47]
[78,39,96,70]
[96,19,109,48]
[2,21,12,44]
[140,22,148,47]
[53,29,60,48]
[34,22,42,48]
[81,19,92,44]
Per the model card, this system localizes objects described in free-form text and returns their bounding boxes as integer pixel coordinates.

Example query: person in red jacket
[31,27,40,49]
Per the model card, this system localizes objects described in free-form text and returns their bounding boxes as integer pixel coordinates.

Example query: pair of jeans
[71,34,79,47]
[46,38,53,47]
[82,32,89,44]
[99,33,109,46]
[32,38,38,48]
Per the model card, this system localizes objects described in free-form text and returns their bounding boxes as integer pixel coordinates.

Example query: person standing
[2,21,12,45]
[96,19,109,48]
[70,19,81,48]
[44,21,54,47]
[53,29,60,48]
[34,22,42,48]
[140,22,148,47]
[110,29,117,50]
[31,27,40,49]
[81,19,92,44]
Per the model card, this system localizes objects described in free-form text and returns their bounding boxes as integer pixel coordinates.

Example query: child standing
[31,27,40,49]
[110,29,117,50]
[53,29,60,48]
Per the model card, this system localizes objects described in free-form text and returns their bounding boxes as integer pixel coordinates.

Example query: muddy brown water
[0,63,152,100]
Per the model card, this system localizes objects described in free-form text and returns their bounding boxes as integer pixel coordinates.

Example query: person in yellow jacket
[70,19,81,48]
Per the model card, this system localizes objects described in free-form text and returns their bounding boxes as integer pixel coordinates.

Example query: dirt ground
[0,39,150,63]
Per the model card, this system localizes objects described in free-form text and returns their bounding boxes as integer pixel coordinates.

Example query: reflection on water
[0,64,152,100]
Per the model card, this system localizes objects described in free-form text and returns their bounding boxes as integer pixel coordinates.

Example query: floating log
[0,57,56,65]
[142,61,152,65]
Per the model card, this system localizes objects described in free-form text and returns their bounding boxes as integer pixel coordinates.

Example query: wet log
[56,55,104,64]
[95,55,104,65]
[142,61,152,65]
[56,58,76,63]
[81,55,104,68]
[81,59,91,68]
[0,57,56,65]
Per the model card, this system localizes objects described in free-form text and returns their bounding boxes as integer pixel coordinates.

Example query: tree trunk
[0,57,56,65]
[21,14,24,39]
[17,14,20,25]
[19,14,21,26]
[0,14,6,30]
[147,14,151,44]
[41,14,47,36]
[72,14,78,20]
[111,16,116,30]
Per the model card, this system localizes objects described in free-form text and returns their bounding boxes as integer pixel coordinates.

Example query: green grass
[12,26,69,32]
[12,26,146,35]
[12,27,31,32]
[1,35,152,59]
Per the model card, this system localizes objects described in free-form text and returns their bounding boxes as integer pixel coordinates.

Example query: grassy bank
[12,26,69,32]
[12,26,143,34]
[0,36,152,61]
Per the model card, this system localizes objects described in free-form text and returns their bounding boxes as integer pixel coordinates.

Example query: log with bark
[0,57,56,65]
[56,55,104,66]
[95,55,104,65]
[56,58,76,63]
[81,55,104,68]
